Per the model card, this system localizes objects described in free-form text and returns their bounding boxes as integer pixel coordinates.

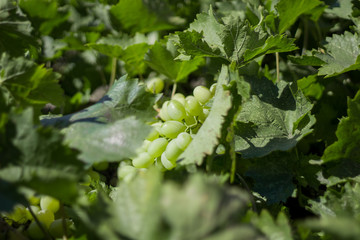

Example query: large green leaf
[175,8,296,67]
[0,54,64,118]
[145,41,204,82]
[276,0,322,34]
[325,0,353,20]
[235,78,315,158]
[179,65,233,165]
[110,0,181,34]
[0,108,85,203]
[316,32,360,78]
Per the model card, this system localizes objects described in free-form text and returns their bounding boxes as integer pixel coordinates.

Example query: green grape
[93,161,109,171]
[175,132,192,150]
[154,157,166,171]
[185,96,202,116]
[136,140,151,154]
[118,165,137,182]
[28,205,41,216]
[210,83,217,96]
[132,152,154,168]
[193,86,212,104]
[172,93,186,105]
[164,139,183,161]
[49,218,73,238]
[29,195,40,206]
[160,120,186,139]
[146,77,164,94]
[147,138,168,158]
[159,101,171,121]
[184,113,197,126]
[198,108,210,123]
[167,100,186,121]
[146,126,159,141]
[161,152,176,170]
[27,221,44,239]
[40,196,60,213]
[36,209,54,228]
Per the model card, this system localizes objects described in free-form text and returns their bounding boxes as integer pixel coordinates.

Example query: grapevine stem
[27,203,53,240]
[171,83,177,98]
[276,52,280,82]
[236,173,258,214]
[109,57,117,88]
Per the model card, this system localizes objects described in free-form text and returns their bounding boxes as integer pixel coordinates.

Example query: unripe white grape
[7,205,31,224]
[147,138,168,158]
[146,77,164,94]
[49,218,73,238]
[198,108,210,123]
[210,83,217,96]
[36,209,54,228]
[159,101,171,121]
[193,86,212,104]
[160,121,186,139]
[172,93,186,105]
[165,139,183,161]
[161,152,176,170]
[185,96,202,116]
[27,221,44,239]
[132,152,154,168]
[40,196,60,214]
[175,132,192,150]
[167,100,186,121]
[146,127,159,141]
[136,140,151,154]
[118,165,137,182]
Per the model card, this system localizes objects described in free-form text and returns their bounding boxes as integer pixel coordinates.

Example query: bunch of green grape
[1,195,73,239]
[118,79,215,180]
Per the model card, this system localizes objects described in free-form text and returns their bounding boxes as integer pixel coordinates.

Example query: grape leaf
[245,151,296,204]
[252,210,293,240]
[322,90,360,176]
[110,0,181,34]
[0,179,27,212]
[145,41,204,82]
[41,75,157,128]
[276,0,322,34]
[0,2,38,57]
[0,108,85,203]
[325,0,353,20]
[179,65,233,165]
[235,77,315,158]
[110,170,253,240]
[0,54,64,119]
[297,74,324,100]
[305,181,360,239]
[316,32,360,77]
[175,8,297,67]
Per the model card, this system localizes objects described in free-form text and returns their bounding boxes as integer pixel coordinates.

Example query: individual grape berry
[28,195,40,206]
[193,86,212,104]
[40,196,60,214]
[160,120,186,139]
[49,218,73,238]
[198,108,210,123]
[167,100,186,121]
[27,221,44,239]
[185,96,202,116]
[184,113,197,126]
[175,132,192,150]
[146,126,160,141]
[93,161,109,171]
[161,152,176,170]
[146,77,164,94]
[147,138,168,158]
[172,93,186,105]
[164,139,183,161]
[159,101,171,121]
[132,152,154,168]
[210,83,217,96]
[118,165,137,182]
[36,209,54,228]
[136,140,151,154]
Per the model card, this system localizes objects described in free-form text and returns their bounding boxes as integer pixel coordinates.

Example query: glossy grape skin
[161,152,176,170]
[175,132,192,150]
[146,77,164,94]
[146,127,159,141]
[40,196,60,214]
[36,209,54,228]
[185,96,202,116]
[132,152,154,168]
[49,219,73,238]
[210,83,217,96]
[198,108,210,123]
[27,221,44,239]
[167,100,186,121]
[118,165,137,182]
[147,138,168,158]
[93,161,109,171]
[160,121,186,139]
[172,93,186,105]
[164,139,183,161]
[159,101,171,121]
[193,86,212,104]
